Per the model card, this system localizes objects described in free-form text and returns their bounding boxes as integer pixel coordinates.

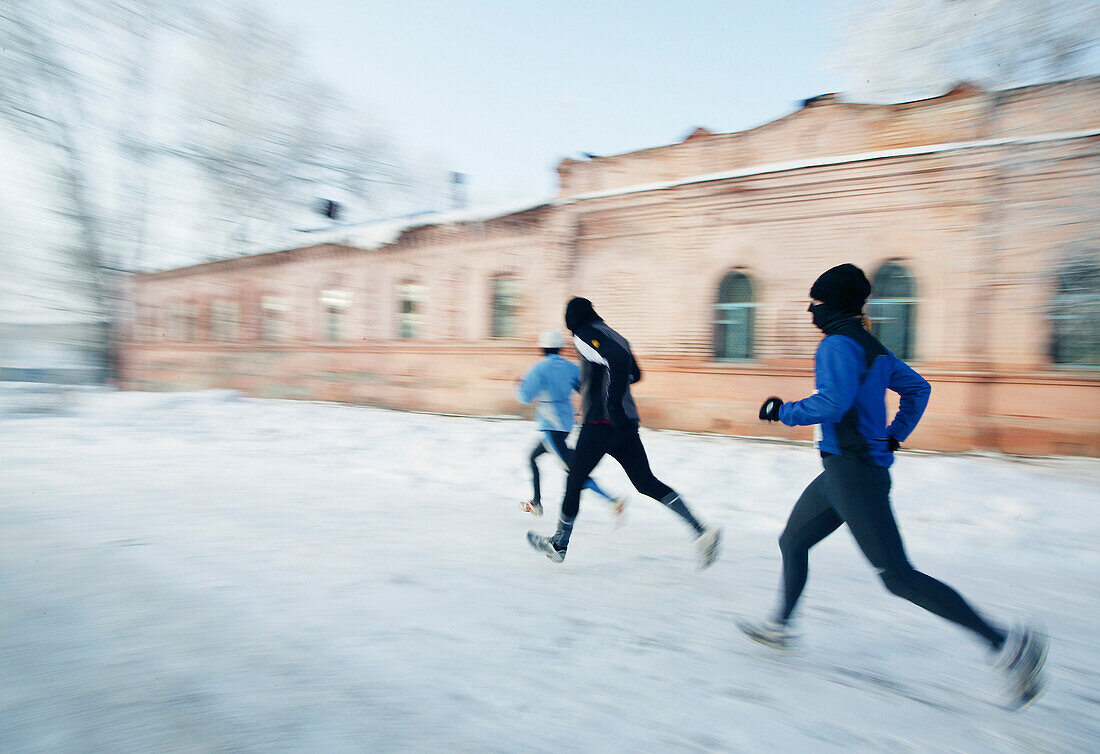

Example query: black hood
[565,297,601,331]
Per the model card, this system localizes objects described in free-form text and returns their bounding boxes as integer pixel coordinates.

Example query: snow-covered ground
[1,388,1098,753]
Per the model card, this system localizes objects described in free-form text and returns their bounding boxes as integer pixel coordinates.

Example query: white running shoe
[520,500,543,517]
[737,618,797,654]
[609,495,627,528]
[996,624,1049,710]
[526,531,566,563]
[695,526,722,570]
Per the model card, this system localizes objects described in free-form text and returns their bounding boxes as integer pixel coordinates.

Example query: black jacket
[571,320,642,430]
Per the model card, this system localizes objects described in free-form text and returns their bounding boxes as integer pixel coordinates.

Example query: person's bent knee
[564,474,588,496]
[779,529,801,556]
[639,480,673,501]
[880,567,919,601]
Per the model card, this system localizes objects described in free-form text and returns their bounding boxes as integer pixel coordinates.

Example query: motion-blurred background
[2,0,1098,447]
[3,5,1100,751]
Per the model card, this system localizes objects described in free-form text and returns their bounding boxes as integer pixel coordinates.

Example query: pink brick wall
[120,80,1100,455]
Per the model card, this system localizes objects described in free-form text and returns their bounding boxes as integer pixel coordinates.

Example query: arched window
[397,283,426,339]
[260,295,291,341]
[867,262,916,360]
[210,299,240,342]
[168,302,198,341]
[1052,256,1100,366]
[320,289,351,341]
[713,271,755,360]
[490,275,520,338]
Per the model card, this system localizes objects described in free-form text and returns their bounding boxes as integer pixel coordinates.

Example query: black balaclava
[808,263,871,334]
[565,297,601,332]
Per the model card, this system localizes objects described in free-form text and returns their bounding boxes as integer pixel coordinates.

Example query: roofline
[137,243,346,281]
[140,127,1100,282]
[138,200,552,280]
[138,76,1100,283]
[559,127,1100,203]
[558,75,1100,167]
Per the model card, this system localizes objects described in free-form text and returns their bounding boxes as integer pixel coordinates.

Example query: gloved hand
[887,436,901,453]
[759,397,783,422]
[610,412,638,435]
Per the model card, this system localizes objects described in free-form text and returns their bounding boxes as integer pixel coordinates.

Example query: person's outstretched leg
[528,439,547,505]
[777,473,843,623]
[542,430,617,502]
[824,455,1007,650]
[551,425,609,550]
[581,477,616,501]
[607,430,721,568]
[739,470,843,650]
[607,430,704,534]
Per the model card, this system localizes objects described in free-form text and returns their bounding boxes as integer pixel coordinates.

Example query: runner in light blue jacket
[516,329,623,519]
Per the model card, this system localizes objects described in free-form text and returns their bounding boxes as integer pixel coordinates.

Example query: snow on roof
[139,196,555,277]
[141,90,1100,279]
[295,196,553,251]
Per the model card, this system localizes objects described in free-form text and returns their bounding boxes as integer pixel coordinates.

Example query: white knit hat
[537,329,564,349]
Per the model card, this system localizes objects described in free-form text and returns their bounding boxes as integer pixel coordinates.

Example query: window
[1052,256,1100,366]
[490,276,520,338]
[168,303,198,341]
[210,299,239,341]
[135,304,158,341]
[260,295,291,341]
[320,289,351,341]
[397,283,426,339]
[867,262,917,360]
[713,271,755,360]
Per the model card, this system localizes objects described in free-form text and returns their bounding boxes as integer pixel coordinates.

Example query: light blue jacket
[516,354,579,432]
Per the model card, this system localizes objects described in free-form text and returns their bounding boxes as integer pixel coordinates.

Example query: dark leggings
[529,431,608,503]
[559,424,704,539]
[562,424,673,518]
[778,454,1006,650]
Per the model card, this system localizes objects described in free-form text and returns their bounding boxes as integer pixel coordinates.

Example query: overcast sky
[265,0,847,205]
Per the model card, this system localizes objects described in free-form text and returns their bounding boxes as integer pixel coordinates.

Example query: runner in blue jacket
[515,330,623,519]
[739,263,1047,709]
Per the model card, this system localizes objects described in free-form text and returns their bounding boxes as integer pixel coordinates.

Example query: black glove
[759,396,783,422]
[610,413,638,435]
[887,436,901,453]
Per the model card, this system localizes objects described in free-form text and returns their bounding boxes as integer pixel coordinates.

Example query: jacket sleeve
[886,356,931,441]
[779,337,864,427]
[515,363,541,404]
[629,354,642,384]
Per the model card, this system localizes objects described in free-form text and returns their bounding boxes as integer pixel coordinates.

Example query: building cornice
[559,128,1100,203]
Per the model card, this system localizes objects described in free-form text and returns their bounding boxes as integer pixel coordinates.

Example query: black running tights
[777,454,1006,650]
[561,424,672,519]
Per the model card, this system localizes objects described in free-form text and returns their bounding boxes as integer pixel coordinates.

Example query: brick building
[120,78,1100,455]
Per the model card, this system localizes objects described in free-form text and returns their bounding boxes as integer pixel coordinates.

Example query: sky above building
[264,0,847,205]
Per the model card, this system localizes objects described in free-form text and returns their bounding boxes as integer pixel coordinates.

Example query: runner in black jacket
[526,297,722,569]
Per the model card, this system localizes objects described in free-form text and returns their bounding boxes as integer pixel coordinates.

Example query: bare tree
[0,0,134,318]
[0,0,434,378]
[834,0,1100,102]
[171,3,417,257]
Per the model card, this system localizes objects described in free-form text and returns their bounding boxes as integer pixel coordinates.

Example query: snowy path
[1,389,1098,752]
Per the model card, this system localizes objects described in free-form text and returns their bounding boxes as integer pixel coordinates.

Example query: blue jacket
[779,328,930,468]
[516,354,580,432]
